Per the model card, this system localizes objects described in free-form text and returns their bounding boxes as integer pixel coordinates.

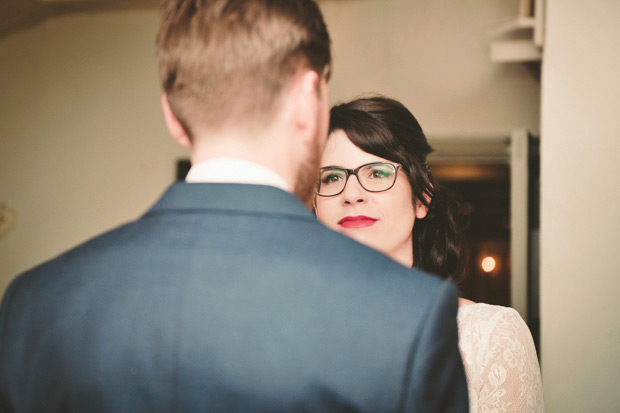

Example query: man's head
[155,0,331,140]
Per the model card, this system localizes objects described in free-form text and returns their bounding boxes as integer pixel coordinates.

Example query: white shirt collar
[185,157,291,192]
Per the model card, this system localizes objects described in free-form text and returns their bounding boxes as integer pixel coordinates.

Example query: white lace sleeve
[457,303,544,412]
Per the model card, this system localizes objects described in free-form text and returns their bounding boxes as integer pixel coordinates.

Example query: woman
[314,95,544,412]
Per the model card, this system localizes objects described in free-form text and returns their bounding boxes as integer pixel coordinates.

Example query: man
[0,1,468,411]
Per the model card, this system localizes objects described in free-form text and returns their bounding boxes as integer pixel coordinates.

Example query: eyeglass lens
[318,163,398,196]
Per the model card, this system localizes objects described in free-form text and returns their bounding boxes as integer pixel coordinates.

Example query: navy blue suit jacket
[0,183,468,412]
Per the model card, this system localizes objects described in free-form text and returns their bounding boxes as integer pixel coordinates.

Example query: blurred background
[1,1,619,411]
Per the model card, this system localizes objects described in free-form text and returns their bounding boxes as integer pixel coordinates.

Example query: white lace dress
[457,303,544,412]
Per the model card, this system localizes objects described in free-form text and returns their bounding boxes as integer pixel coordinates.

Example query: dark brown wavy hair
[328,95,467,282]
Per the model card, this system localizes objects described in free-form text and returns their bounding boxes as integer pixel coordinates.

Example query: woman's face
[314,130,427,267]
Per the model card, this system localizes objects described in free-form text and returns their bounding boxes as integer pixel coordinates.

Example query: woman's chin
[345,231,379,250]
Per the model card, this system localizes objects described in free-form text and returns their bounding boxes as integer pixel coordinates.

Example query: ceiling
[0,0,158,38]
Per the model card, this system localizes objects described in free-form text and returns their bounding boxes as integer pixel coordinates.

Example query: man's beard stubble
[293,135,321,208]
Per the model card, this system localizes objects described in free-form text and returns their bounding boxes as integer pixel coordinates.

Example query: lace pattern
[457,303,544,412]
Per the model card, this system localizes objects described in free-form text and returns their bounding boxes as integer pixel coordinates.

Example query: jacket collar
[145,182,314,220]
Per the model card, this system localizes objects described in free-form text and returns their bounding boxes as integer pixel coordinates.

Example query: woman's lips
[338,216,378,229]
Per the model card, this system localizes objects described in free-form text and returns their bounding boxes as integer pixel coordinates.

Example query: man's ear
[293,70,320,145]
[161,93,192,149]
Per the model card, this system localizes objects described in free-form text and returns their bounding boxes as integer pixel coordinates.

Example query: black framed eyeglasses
[316,162,403,197]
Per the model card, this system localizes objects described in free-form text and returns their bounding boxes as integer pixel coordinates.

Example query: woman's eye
[368,167,393,179]
[321,173,343,184]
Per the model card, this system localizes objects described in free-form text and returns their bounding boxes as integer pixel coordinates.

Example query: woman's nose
[341,175,367,204]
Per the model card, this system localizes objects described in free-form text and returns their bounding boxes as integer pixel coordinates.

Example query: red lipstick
[338,216,378,229]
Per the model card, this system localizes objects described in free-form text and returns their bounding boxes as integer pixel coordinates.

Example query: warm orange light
[481,256,496,272]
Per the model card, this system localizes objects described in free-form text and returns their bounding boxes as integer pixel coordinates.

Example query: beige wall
[320,0,540,136]
[0,10,187,292]
[540,0,620,411]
